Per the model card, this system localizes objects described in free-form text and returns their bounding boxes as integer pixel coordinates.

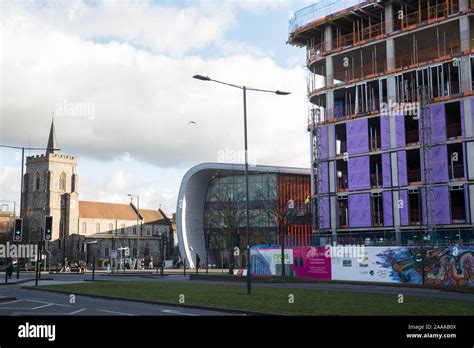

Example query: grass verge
[41,281,474,315]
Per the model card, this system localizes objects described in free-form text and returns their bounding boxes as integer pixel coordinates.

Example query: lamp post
[86,240,98,280]
[127,194,141,264]
[192,74,290,295]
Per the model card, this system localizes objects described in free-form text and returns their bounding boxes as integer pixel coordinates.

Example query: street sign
[111,250,117,259]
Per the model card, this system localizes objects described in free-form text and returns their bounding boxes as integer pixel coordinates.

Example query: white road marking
[30,303,54,310]
[99,309,135,316]
[68,308,86,315]
[0,299,22,305]
[161,309,198,316]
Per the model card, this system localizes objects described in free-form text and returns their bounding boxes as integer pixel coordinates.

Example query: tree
[207,181,246,274]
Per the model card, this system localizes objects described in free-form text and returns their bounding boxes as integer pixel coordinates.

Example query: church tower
[22,119,79,243]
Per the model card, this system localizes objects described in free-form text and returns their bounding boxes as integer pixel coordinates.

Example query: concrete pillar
[464,97,473,137]
[459,0,469,11]
[325,24,333,51]
[330,196,337,234]
[384,2,394,34]
[460,16,471,51]
[386,39,395,72]
[326,56,334,87]
[460,56,472,93]
[326,90,334,119]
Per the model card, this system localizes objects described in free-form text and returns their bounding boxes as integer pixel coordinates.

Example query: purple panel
[383,191,393,227]
[397,151,408,186]
[318,196,330,229]
[399,190,409,226]
[465,184,470,224]
[382,153,391,188]
[319,161,329,193]
[348,156,370,190]
[429,145,449,184]
[460,100,465,138]
[346,118,368,155]
[430,104,446,142]
[319,126,329,159]
[395,114,405,148]
[348,193,371,228]
[432,186,451,225]
[380,115,390,150]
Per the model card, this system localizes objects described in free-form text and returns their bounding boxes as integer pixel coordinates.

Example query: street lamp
[192,74,290,295]
[85,240,98,280]
[158,232,167,277]
[127,194,141,262]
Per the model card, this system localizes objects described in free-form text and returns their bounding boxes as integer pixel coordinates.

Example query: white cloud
[0,0,310,212]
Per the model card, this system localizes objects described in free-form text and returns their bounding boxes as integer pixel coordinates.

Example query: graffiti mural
[379,246,474,286]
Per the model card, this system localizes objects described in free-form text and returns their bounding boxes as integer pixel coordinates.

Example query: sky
[0,0,314,215]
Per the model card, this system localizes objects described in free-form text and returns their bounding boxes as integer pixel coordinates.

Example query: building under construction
[288,0,474,246]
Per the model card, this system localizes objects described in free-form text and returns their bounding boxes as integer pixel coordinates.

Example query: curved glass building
[176,163,311,268]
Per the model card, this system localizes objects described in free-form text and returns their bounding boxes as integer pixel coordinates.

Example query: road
[0,275,233,316]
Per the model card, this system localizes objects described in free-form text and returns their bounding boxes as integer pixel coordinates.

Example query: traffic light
[44,216,53,241]
[13,218,22,242]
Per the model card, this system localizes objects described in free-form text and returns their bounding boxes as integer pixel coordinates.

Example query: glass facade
[204,172,312,268]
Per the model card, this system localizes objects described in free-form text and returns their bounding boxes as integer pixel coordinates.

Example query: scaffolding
[308,107,324,236]
[419,85,436,238]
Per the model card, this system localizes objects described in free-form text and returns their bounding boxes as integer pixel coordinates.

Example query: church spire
[46,116,58,154]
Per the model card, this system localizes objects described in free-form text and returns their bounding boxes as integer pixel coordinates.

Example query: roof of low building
[79,201,167,223]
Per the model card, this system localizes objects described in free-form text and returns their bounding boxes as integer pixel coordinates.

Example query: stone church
[21,120,174,267]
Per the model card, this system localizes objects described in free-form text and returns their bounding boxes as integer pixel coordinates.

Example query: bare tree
[207,183,246,274]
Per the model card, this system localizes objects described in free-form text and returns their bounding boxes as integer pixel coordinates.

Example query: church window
[82,222,87,234]
[108,223,114,234]
[104,247,110,257]
[96,223,100,234]
[121,224,125,234]
[59,172,66,191]
[34,172,40,191]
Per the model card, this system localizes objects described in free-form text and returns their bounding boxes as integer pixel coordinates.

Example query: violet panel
[429,145,449,184]
[319,161,329,193]
[382,153,391,188]
[397,151,408,186]
[348,156,370,190]
[346,118,368,155]
[432,186,451,225]
[399,190,409,226]
[383,191,393,227]
[395,114,405,148]
[319,126,329,159]
[348,193,371,228]
[380,115,390,150]
[430,104,446,143]
[318,196,330,229]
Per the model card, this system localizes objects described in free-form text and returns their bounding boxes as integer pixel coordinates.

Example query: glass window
[108,223,113,234]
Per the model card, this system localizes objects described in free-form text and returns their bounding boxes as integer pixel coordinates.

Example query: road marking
[0,300,22,305]
[161,309,198,316]
[99,309,135,316]
[30,303,54,310]
[26,299,71,307]
[69,308,86,315]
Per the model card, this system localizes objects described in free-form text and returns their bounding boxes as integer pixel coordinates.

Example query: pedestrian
[6,258,13,279]
[196,254,201,269]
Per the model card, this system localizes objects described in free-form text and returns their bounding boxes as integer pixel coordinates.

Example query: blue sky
[0,0,312,214]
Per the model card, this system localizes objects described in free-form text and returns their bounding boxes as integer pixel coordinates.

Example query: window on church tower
[59,173,66,191]
[34,172,40,191]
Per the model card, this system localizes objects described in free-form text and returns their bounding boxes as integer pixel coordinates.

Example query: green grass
[41,281,474,315]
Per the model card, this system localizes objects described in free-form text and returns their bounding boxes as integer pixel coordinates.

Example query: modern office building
[288,0,474,246]
[176,163,310,268]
